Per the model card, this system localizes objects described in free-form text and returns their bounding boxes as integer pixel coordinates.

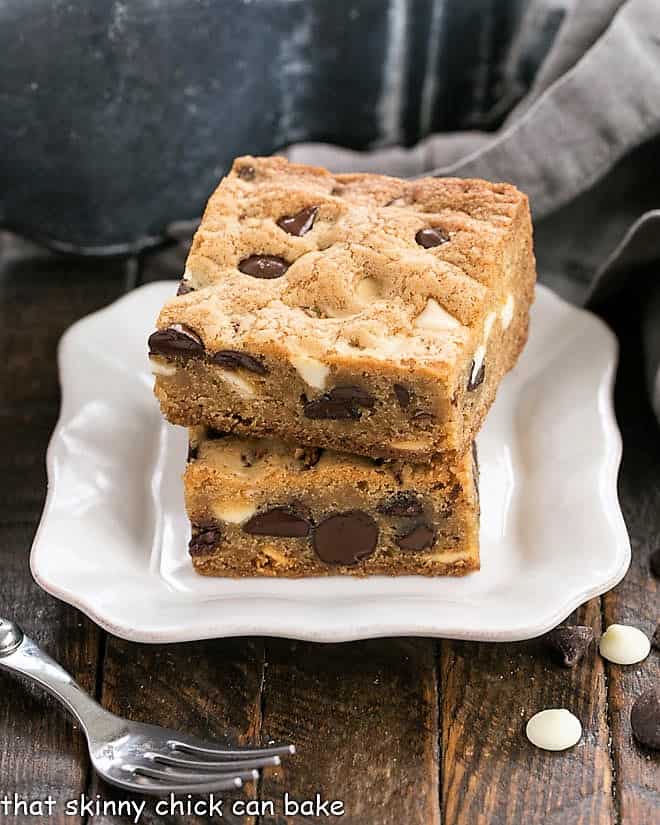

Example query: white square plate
[31,283,630,643]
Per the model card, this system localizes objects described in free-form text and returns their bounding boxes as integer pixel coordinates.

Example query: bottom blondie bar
[184,428,480,577]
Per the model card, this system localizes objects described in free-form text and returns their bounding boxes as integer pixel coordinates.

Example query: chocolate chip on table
[630,690,660,750]
[303,385,375,420]
[176,280,194,296]
[238,255,289,279]
[243,508,311,538]
[313,511,379,565]
[277,206,319,236]
[236,164,256,181]
[148,324,204,357]
[211,350,268,375]
[393,383,411,409]
[377,492,424,517]
[396,524,436,551]
[545,625,595,668]
[650,547,660,577]
[415,227,449,248]
[468,360,486,391]
[188,525,222,556]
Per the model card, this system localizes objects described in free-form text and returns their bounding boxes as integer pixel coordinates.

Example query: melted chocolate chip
[313,511,378,565]
[650,548,660,577]
[393,383,411,409]
[630,690,660,750]
[396,524,435,551]
[468,360,486,391]
[277,206,319,236]
[377,492,424,517]
[148,324,204,357]
[237,164,256,181]
[212,350,268,375]
[243,508,311,538]
[189,524,221,556]
[238,255,289,279]
[176,280,194,296]
[415,227,449,248]
[545,625,594,668]
[303,385,375,420]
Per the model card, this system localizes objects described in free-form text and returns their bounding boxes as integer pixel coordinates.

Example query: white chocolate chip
[290,354,330,390]
[501,294,515,329]
[414,298,460,332]
[599,624,650,665]
[355,277,380,301]
[149,356,177,377]
[212,500,256,524]
[471,344,486,375]
[526,709,582,751]
[218,370,255,397]
[390,438,432,451]
[483,311,497,340]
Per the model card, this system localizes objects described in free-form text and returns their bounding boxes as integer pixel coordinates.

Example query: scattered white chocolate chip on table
[599,624,651,665]
[525,709,582,751]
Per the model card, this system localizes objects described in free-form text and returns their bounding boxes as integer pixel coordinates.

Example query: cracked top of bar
[157,155,529,376]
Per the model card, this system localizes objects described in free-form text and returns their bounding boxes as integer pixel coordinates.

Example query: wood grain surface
[0,234,657,825]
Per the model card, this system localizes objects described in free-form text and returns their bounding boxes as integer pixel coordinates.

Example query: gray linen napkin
[285,0,660,423]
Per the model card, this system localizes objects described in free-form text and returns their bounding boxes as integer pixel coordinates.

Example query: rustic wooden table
[0,230,657,825]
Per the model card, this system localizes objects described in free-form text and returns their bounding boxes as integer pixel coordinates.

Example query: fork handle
[0,617,110,732]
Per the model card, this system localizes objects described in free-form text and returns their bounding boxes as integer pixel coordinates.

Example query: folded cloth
[285,0,660,424]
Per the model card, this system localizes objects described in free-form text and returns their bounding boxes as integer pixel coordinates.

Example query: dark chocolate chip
[393,383,411,409]
[176,280,195,296]
[243,508,311,538]
[294,446,323,469]
[650,548,660,578]
[396,524,435,551]
[211,350,268,375]
[277,206,319,236]
[331,186,344,196]
[328,385,375,407]
[189,524,222,556]
[545,625,594,668]
[303,385,375,420]
[148,324,204,357]
[313,510,378,565]
[238,255,289,279]
[237,165,256,181]
[652,623,660,651]
[377,492,424,517]
[468,360,486,391]
[630,690,660,750]
[206,428,228,440]
[187,442,198,462]
[415,227,449,248]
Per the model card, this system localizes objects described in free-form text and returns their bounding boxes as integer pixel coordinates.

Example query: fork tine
[168,739,296,759]
[123,764,259,786]
[147,752,281,771]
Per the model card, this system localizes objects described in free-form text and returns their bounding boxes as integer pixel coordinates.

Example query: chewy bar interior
[184,428,480,578]
[149,156,536,462]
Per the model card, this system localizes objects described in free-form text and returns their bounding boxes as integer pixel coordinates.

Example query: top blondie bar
[149,156,535,461]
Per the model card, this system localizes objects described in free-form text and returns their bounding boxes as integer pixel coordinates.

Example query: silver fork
[0,617,294,795]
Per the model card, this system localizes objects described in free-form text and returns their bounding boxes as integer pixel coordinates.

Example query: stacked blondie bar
[148,156,535,577]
